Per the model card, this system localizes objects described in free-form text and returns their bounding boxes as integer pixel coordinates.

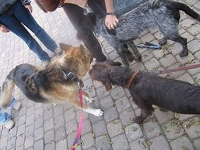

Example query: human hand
[0,25,10,33]
[105,15,119,29]
[63,0,88,8]
[25,4,33,13]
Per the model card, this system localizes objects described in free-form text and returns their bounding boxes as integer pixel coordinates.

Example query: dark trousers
[62,4,107,62]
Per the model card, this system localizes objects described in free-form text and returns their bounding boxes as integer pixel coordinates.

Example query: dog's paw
[135,54,142,62]
[85,97,95,103]
[93,109,104,116]
[179,50,188,57]
[133,116,144,124]
[158,38,167,46]
[85,108,103,116]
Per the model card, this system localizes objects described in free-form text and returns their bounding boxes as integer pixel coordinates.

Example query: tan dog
[0,43,103,116]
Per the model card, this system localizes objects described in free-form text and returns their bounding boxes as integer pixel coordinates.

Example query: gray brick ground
[0,0,200,150]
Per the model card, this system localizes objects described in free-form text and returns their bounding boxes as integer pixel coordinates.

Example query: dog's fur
[0,44,103,116]
[89,60,200,123]
[88,0,200,68]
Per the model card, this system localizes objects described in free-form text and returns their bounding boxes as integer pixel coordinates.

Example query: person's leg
[62,4,107,62]
[0,10,50,62]
[9,0,59,53]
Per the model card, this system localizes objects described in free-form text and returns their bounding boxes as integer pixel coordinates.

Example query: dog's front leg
[116,46,130,69]
[134,108,151,124]
[126,40,142,61]
[72,100,103,117]
[82,91,94,103]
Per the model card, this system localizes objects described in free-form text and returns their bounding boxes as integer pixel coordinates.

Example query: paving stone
[92,120,107,137]
[149,136,170,150]
[27,105,35,117]
[107,121,123,138]
[8,126,17,139]
[16,135,24,148]
[143,121,161,139]
[56,139,68,150]
[110,86,125,100]
[65,119,77,134]
[99,95,114,110]
[153,109,174,125]
[81,119,92,135]
[44,130,54,144]
[53,104,64,118]
[119,108,135,126]
[125,123,143,142]
[116,96,131,113]
[17,124,25,137]
[1,128,9,138]
[162,120,185,140]
[34,139,44,150]
[176,73,195,84]
[26,125,34,137]
[141,51,154,63]
[182,117,200,139]
[104,107,119,123]
[144,58,161,71]
[45,142,55,150]
[54,115,65,129]
[64,108,76,122]
[26,114,34,127]
[81,132,95,150]
[44,107,53,121]
[0,137,7,149]
[34,127,44,141]
[159,54,177,68]
[95,135,112,150]
[55,126,66,142]
[34,107,43,118]
[193,138,200,150]
[170,136,195,150]
[7,136,16,149]
[96,86,110,99]
[35,116,44,129]
[130,138,150,150]
[25,136,34,149]
[44,118,54,132]
[111,134,130,150]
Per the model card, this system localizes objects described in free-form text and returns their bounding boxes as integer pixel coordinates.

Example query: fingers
[105,15,119,29]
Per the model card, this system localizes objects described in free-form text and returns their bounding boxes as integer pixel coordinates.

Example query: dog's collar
[62,70,81,84]
[126,70,139,89]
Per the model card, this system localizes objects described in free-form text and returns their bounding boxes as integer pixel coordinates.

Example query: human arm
[104,0,119,29]
[21,0,32,13]
[63,0,88,8]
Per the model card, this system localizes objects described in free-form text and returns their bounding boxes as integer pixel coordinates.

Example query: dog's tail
[171,1,200,21]
[0,68,16,109]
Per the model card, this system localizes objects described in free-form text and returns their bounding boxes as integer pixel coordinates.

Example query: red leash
[71,84,84,150]
[153,63,200,75]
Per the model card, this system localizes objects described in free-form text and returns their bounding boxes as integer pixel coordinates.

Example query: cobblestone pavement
[1,0,200,150]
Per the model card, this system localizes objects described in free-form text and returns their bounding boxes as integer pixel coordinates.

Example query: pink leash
[71,85,84,150]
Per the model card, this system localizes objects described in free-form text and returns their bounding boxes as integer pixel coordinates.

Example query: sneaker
[4,119,15,130]
[42,60,50,67]
[54,47,63,56]
[12,101,22,111]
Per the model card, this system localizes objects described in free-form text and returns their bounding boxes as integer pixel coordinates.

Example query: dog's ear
[59,43,72,51]
[25,76,38,93]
